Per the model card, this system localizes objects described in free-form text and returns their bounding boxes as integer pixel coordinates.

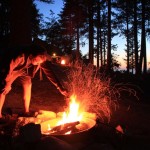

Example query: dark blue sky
[35,0,63,21]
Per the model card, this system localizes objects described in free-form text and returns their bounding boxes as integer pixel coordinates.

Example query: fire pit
[41,117,96,136]
[40,117,96,143]
[12,112,96,143]
[12,94,97,143]
[39,94,97,139]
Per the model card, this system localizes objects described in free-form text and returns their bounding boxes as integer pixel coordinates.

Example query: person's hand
[61,89,69,97]
[3,84,11,95]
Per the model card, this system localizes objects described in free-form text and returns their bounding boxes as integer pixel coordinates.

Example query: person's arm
[40,61,68,96]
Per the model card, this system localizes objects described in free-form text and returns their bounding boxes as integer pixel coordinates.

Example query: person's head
[29,43,47,65]
[30,54,47,65]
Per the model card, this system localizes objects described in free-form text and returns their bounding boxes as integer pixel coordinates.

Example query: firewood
[52,121,79,131]
[51,126,76,135]
[44,121,80,135]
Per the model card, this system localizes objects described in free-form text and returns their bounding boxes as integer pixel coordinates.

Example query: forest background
[36,0,150,72]
[0,0,150,75]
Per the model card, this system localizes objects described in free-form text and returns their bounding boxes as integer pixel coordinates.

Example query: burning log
[51,121,79,132]
[43,121,80,135]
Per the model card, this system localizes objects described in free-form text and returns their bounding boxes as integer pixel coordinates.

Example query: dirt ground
[2,64,150,150]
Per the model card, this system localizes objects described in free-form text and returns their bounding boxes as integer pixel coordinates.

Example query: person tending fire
[0,41,68,121]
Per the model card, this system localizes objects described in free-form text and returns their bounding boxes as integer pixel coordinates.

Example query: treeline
[0,0,150,75]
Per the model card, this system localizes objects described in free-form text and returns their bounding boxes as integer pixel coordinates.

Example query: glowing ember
[65,131,72,135]
[47,124,51,131]
[57,95,83,126]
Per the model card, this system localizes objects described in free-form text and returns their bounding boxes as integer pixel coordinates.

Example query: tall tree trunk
[107,0,112,71]
[76,2,80,60]
[131,41,135,73]
[140,0,147,74]
[88,2,94,64]
[126,2,129,73]
[126,22,130,73]
[76,25,80,60]
[96,0,100,68]
[10,0,32,46]
[103,31,106,65]
[100,28,103,66]
[132,45,134,74]
[133,0,139,74]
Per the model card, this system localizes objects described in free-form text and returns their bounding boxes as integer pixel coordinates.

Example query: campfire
[13,61,133,137]
[13,94,96,137]
[40,94,96,135]
[14,61,120,137]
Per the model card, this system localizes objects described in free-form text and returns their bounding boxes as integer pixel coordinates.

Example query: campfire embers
[41,117,96,136]
[13,110,96,138]
[42,121,80,135]
[40,95,97,136]
[12,94,97,137]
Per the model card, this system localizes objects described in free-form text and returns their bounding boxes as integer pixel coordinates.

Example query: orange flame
[40,94,96,135]
[57,95,83,126]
